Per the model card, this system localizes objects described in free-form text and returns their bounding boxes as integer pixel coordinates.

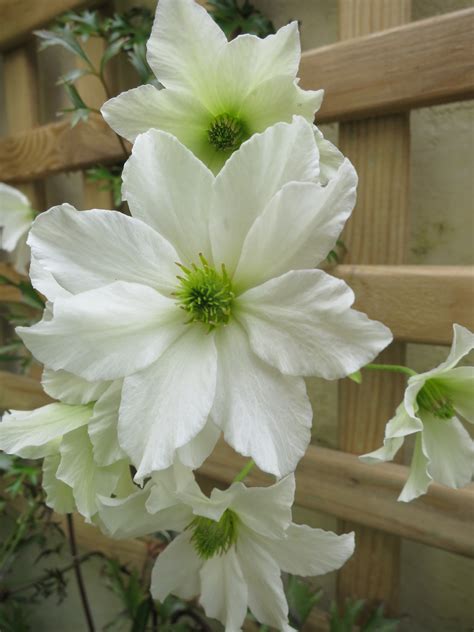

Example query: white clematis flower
[0,183,34,275]
[100,0,341,179]
[0,369,132,520]
[18,118,392,480]
[361,324,474,501]
[99,472,354,632]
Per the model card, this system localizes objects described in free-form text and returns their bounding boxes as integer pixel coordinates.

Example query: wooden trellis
[0,1,473,629]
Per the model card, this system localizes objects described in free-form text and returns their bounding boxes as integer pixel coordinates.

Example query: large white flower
[100,0,341,180]
[18,118,392,480]
[99,472,354,632]
[0,183,34,274]
[361,324,474,501]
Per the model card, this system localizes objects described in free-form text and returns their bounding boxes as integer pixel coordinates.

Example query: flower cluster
[0,0,472,629]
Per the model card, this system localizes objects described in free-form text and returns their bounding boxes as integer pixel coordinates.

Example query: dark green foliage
[330,598,399,632]
[207,0,275,39]
[286,576,323,628]
[86,165,124,208]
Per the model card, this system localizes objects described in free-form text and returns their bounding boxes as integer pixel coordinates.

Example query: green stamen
[174,253,234,328]
[189,510,239,559]
[208,113,246,151]
[416,379,455,419]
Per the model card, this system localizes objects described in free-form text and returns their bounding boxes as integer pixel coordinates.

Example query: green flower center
[175,254,234,328]
[416,379,455,419]
[189,510,239,559]
[207,113,246,151]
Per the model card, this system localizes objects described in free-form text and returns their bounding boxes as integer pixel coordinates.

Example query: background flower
[0,183,35,275]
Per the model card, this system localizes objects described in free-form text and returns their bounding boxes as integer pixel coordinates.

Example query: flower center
[416,379,455,419]
[207,113,246,151]
[189,510,239,559]
[175,254,234,328]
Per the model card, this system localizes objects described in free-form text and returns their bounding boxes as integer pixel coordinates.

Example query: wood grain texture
[0,114,127,184]
[0,369,52,409]
[1,9,473,184]
[0,0,101,51]
[305,8,474,123]
[336,0,411,612]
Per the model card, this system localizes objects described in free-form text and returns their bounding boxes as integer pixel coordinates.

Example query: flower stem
[233,459,255,483]
[66,514,96,632]
[364,363,417,377]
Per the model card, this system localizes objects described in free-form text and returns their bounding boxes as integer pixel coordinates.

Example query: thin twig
[66,514,96,632]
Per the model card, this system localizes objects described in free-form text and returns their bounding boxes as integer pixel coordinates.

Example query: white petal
[215,476,294,539]
[436,367,474,423]
[42,368,111,405]
[200,547,248,631]
[122,129,215,265]
[435,324,474,373]
[237,529,291,630]
[42,454,75,514]
[422,414,473,490]
[213,323,312,477]
[177,418,220,469]
[398,433,431,502]
[147,0,226,92]
[119,325,217,479]
[101,84,213,150]
[151,532,203,602]
[210,117,319,275]
[147,462,202,514]
[29,254,71,301]
[29,205,179,295]
[88,381,125,466]
[210,23,302,108]
[313,125,345,185]
[234,159,357,288]
[238,269,392,379]
[239,75,323,137]
[57,426,127,521]
[0,182,33,252]
[18,281,182,381]
[11,230,30,275]
[360,436,404,464]
[98,483,192,538]
[0,404,91,458]
[261,524,355,576]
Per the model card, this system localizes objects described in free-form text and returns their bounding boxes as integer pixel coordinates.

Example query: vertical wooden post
[3,43,46,211]
[336,0,411,613]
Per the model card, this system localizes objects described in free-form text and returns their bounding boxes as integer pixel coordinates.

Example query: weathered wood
[0,0,101,51]
[307,8,474,123]
[335,0,411,612]
[199,442,474,559]
[0,114,127,184]
[335,265,474,345]
[0,369,52,409]
[1,9,473,184]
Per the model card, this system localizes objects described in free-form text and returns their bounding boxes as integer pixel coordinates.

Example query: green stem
[364,363,417,378]
[233,459,255,483]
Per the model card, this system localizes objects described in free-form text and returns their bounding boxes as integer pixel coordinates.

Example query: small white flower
[0,183,34,274]
[101,0,341,180]
[99,472,354,632]
[18,118,392,480]
[361,324,474,501]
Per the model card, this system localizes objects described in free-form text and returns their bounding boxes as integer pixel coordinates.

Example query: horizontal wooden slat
[2,371,473,557]
[306,8,474,123]
[0,114,127,184]
[201,442,474,558]
[335,264,474,345]
[0,0,101,51]
[2,10,473,182]
[0,264,471,345]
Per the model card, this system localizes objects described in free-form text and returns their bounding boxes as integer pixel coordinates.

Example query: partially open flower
[361,324,474,501]
[100,0,341,180]
[0,183,34,275]
[99,472,354,631]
